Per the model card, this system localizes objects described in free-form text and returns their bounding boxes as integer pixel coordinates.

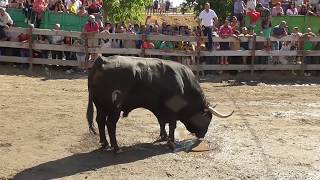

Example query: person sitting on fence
[0,7,13,40]
[218,20,233,65]
[230,16,240,33]
[272,2,284,16]
[50,24,64,59]
[77,5,87,16]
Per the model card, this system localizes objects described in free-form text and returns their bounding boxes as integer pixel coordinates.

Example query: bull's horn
[208,106,234,118]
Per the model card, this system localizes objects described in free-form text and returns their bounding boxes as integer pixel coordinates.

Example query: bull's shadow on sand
[14,143,170,180]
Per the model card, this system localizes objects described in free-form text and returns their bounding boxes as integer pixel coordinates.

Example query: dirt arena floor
[0,65,320,180]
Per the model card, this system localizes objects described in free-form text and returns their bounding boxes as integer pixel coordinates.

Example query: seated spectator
[8,0,22,8]
[286,3,298,15]
[54,0,66,13]
[87,0,101,15]
[218,20,233,65]
[298,4,316,15]
[77,6,87,16]
[0,7,13,40]
[67,0,81,14]
[272,2,284,16]
[22,0,33,24]
[230,16,239,33]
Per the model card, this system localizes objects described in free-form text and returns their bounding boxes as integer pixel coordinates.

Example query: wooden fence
[1,27,320,75]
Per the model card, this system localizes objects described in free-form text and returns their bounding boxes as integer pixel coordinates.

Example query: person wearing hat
[0,7,13,40]
[256,3,272,51]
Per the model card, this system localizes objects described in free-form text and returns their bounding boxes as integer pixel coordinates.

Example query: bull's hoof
[153,135,168,144]
[167,141,176,151]
[113,147,123,154]
[100,142,110,150]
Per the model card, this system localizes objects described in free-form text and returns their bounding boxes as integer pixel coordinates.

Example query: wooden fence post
[250,35,256,75]
[300,35,306,75]
[28,26,33,71]
[195,35,201,79]
[83,33,89,69]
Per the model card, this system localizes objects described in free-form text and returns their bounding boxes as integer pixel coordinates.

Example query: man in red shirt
[218,20,233,64]
[83,15,100,33]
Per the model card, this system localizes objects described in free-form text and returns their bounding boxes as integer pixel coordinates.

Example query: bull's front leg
[106,111,122,154]
[167,120,177,150]
[96,109,109,149]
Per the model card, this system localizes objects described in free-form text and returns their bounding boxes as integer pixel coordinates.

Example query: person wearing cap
[198,2,218,51]
[272,21,288,63]
[0,7,12,40]
[256,3,272,50]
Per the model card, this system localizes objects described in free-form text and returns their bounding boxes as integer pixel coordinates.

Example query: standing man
[256,3,272,51]
[198,2,218,51]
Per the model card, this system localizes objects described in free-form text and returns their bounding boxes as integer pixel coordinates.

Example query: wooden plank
[86,33,141,40]
[88,47,141,54]
[33,43,84,52]
[5,27,28,34]
[304,50,320,56]
[255,50,299,56]
[0,56,79,66]
[200,50,251,56]
[189,64,320,71]
[32,28,82,38]
[0,41,29,48]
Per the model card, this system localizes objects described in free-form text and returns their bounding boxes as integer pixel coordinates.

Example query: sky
[171,0,185,7]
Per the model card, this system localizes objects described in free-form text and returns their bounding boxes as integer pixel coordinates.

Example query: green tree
[186,0,233,22]
[104,0,152,23]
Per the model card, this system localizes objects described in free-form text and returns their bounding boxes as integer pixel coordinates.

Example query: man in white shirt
[0,7,12,40]
[198,2,218,51]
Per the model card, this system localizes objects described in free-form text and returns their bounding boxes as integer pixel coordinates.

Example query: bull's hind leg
[106,111,122,154]
[96,109,109,149]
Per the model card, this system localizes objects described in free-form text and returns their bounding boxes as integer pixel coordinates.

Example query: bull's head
[184,105,234,139]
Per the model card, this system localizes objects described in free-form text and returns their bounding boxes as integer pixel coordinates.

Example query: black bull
[87,56,233,153]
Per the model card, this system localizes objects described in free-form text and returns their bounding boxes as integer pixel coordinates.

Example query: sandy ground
[0,65,320,180]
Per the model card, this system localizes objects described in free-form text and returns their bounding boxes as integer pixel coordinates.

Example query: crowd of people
[0,0,320,75]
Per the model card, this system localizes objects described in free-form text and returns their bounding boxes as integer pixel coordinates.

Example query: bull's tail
[87,70,97,134]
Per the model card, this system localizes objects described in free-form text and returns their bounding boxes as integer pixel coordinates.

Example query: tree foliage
[104,0,152,23]
[186,0,233,22]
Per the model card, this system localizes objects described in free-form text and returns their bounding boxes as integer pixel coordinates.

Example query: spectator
[0,7,13,40]
[165,0,170,13]
[67,0,81,14]
[246,0,256,12]
[77,6,87,16]
[22,0,33,24]
[8,0,22,8]
[54,0,66,13]
[73,38,86,68]
[294,0,304,7]
[316,2,320,15]
[233,0,245,26]
[272,21,287,63]
[47,0,58,10]
[272,2,284,16]
[7,23,20,57]
[17,24,33,69]
[198,2,218,51]
[286,3,298,15]
[0,0,8,8]
[50,24,64,59]
[32,0,47,28]
[246,9,260,31]
[87,0,101,15]
[83,14,99,33]
[310,0,319,10]
[239,27,249,64]
[218,20,233,65]
[153,0,158,14]
[256,3,272,51]
[260,0,270,8]
[230,16,240,33]
[36,35,49,58]
[63,36,75,60]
